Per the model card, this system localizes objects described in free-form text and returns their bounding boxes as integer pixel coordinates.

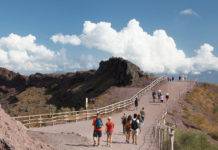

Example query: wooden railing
[13,76,167,128]
[151,111,176,150]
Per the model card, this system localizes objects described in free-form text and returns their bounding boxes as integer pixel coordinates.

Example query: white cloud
[51,19,218,74]
[50,33,81,45]
[0,33,58,73]
[0,33,96,74]
[78,54,98,70]
[180,9,199,17]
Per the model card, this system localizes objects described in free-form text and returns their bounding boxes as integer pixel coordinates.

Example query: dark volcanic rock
[28,71,95,88]
[0,57,148,114]
[0,67,27,92]
[97,57,143,86]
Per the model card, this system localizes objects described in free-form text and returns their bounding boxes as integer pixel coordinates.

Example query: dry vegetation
[7,87,55,116]
[182,83,218,141]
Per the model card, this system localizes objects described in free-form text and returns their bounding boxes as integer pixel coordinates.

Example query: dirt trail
[30,81,195,150]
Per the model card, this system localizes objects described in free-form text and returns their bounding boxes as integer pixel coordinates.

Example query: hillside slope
[0,57,154,116]
[182,83,218,141]
[0,106,52,150]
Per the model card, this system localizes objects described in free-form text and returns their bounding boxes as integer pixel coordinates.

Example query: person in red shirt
[92,113,103,146]
[105,116,114,147]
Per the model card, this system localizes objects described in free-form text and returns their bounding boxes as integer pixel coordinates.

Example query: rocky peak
[0,68,27,92]
[96,57,143,86]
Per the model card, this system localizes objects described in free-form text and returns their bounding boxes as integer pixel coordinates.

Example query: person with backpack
[121,113,127,134]
[134,97,139,111]
[105,116,114,147]
[125,115,132,143]
[92,112,103,146]
[131,113,140,145]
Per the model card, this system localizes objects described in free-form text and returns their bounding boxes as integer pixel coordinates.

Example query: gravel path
[29,81,195,150]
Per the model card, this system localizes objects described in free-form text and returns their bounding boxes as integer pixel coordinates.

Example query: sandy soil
[29,81,195,150]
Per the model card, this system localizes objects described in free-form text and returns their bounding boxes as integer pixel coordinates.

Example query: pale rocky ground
[0,106,53,150]
[29,81,195,150]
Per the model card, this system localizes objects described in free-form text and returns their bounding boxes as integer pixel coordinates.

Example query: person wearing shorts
[125,115,132,143]
[92,113,103,146]
[105,117,114,147]
[131,113,140,145]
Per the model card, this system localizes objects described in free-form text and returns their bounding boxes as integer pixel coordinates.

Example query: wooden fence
[152,111,175,150]
[13,76,167,128]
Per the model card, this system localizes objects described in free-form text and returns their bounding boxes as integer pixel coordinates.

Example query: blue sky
[0,0,217,53]
[0,0,218,78]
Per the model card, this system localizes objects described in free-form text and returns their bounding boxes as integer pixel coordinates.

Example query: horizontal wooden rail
[13,76,166,128]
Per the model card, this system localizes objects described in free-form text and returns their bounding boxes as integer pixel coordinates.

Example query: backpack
[125,122,131,131]
[131,119,139,130]
[95,118,103,129]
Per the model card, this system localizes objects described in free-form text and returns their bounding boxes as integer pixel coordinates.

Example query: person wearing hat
[105,116,115,147]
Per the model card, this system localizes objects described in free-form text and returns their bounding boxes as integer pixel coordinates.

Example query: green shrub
[174,130,218,150]
[213,105,218,114]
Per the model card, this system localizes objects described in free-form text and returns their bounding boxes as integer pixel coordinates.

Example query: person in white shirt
[160,95,164,103]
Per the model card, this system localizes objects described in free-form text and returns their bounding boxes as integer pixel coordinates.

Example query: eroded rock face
[0,107,53,150]
[0,67,27,92]
[96,57,144,86]
[0,57,147,113]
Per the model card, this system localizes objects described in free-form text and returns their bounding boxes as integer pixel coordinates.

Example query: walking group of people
[152,89,169,103]
[92,107,146,147]
[167,75,187,82]
[92,113,115,147]
[121,107,145,145]
[91,90,169,147]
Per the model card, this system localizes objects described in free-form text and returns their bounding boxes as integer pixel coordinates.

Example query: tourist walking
[131,113,140,145]
[125,115,132,143]
[160,94,164,103]
[92,112,103,146]
[137,114,143,133]
[157,90,162,100]
[121,113,127,134]
[152,91,157,102]
[106,116,114,147]
[134,97,139,110]
[165,93,169,101]
[140,107,145,123]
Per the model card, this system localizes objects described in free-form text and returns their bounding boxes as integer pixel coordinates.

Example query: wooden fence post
[104,108,107,115]
[52,113,54,126]
[158,127,161,149]
[86,110,88,120]
[38,115,42,127]
[170,128,175,150]
[75,113,78,122]
[64,114,69,123]
[28,116,31,128]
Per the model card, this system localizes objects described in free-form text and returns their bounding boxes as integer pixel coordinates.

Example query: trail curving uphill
[29,81,195,150]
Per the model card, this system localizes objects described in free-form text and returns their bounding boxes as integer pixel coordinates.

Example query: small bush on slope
[174,130,218,150]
